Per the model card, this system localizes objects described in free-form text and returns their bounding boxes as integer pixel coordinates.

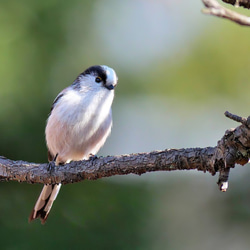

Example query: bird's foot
[47,161,56,173]
[47,153,58,173]
[89,154,98,161]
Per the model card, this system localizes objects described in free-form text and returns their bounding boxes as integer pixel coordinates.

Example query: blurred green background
[1,0,250,249]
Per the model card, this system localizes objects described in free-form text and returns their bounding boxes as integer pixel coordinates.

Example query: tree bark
[1,112,249,192]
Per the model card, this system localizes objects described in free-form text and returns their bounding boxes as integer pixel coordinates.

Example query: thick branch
[0,147,216,185]
[202,0,250,26]
[0,112,250,192]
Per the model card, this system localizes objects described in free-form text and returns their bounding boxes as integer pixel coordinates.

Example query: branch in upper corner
[0,111,250,192]
[202,0,250,26]
[222,0,250,9]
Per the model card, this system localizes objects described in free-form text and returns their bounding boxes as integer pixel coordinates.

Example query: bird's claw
[89,154,98,161]
[47,161,56,173]
[47,153,59,173]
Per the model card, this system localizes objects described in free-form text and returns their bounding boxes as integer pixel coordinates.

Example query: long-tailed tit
[29,65,118,224]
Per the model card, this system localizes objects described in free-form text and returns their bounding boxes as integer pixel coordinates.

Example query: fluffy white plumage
[46,79,114,163]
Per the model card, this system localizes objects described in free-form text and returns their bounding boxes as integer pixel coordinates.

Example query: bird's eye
[95,77,102,83]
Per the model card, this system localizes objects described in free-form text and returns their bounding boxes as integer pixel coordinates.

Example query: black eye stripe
[81,65,107,84]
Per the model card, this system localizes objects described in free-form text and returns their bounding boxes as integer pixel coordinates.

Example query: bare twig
[225,111,246,124]
[225,111,250,127]
[217,167,230,192]
[0,112,250,192]
[202,0,250,26]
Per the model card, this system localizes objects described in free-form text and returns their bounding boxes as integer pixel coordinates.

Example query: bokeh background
[0,0,250,249]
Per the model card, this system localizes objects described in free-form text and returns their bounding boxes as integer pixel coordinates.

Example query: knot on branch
[213,111,250,191]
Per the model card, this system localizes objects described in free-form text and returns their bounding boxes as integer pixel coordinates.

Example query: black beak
[105,84,115,90]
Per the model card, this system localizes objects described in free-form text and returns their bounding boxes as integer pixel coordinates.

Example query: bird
[29,65,118,224]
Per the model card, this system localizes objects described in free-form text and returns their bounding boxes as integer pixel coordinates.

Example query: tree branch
[222,0,250,9]
[202,0,250,26]
[1,112,250,192]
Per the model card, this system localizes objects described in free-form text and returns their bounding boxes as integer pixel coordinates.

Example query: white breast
[45,87,114,164]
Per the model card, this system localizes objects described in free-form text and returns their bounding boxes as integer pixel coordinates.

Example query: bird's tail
[29,183,62,224]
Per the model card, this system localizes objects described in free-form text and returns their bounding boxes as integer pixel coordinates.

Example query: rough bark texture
[0,112,249,192]
[202,0,250,26]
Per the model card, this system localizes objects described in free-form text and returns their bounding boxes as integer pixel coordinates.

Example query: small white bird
[29,65,118,224]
